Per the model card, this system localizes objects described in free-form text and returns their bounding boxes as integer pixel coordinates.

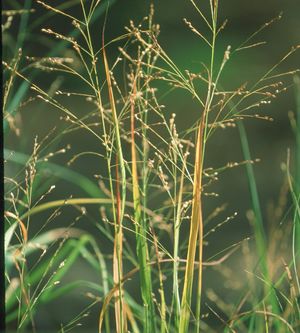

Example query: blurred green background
[3,0,300,331]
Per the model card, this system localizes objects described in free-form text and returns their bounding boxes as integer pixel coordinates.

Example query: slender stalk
[179,3,219,331]
[130,73,156,333]
[195,3,219,331]
[103,28,127,333]
[294,75,300,194]
[293,75,300,297]
[179,116,205,333]
[172,151,187,328]
[152,229,167,333]
[113,155,126,333]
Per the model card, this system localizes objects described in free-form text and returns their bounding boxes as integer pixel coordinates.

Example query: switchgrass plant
[3,0,300,332]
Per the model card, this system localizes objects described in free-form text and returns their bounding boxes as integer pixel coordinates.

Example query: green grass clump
[3,0,300,332]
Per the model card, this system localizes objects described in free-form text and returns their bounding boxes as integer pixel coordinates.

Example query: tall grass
[4,0,300,332]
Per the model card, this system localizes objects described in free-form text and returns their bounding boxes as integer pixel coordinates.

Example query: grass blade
[238,121,281,330]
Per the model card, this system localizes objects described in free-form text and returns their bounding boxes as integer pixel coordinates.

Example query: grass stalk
[293,75,300,298]
[152,229,167,333]
[172,149,187,327]
[179,3,219,331]
[130,73,156,333]
[195,3,219,331]
[179,117,205,333]
[103,27,127,333]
